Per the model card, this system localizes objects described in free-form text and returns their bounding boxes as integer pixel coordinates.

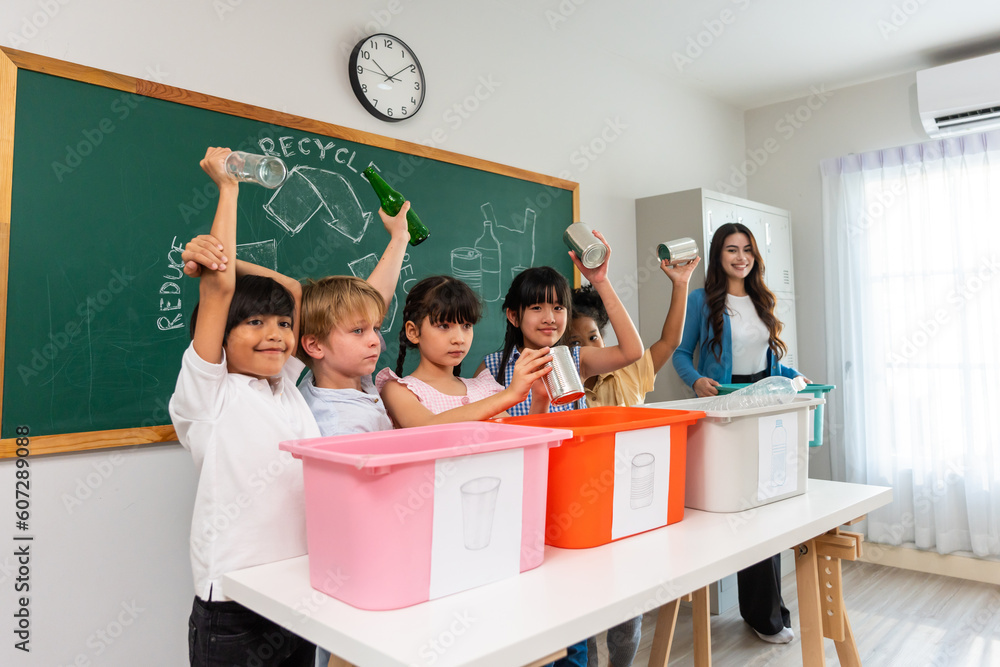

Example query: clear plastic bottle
[707,375,807,411]
[225,151,287,188]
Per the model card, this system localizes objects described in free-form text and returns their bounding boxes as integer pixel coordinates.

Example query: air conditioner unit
[916,51,1000,138]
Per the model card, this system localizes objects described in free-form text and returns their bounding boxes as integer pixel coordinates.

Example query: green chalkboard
[0,50,577,454]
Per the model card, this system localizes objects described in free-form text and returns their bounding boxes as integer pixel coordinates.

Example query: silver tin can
[657,237,699,264]
[563,222,608,269]
[542,345,586,406]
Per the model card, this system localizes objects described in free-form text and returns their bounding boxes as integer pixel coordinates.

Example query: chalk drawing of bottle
[264,166,371,242]
[630,453,655,509]
[451,247,483,291]
[475,220,502,302]
[771,419,787,486]
[460,477,501,550]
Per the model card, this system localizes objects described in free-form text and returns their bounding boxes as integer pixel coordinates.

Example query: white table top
[223,479,891,667]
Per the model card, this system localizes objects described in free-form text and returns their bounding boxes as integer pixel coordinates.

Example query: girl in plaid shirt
[376,275,553,427]
[475,229,643,416]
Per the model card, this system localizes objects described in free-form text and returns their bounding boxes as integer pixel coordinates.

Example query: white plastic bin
[645,395,823,512]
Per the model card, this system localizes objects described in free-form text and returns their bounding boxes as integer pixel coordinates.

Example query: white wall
[0,1,746,664]
[744,72,930,481]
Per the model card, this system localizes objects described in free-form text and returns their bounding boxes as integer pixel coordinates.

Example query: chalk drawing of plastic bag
[263,166,372,242]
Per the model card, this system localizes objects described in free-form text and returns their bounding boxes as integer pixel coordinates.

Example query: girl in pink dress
[376,275,552,426]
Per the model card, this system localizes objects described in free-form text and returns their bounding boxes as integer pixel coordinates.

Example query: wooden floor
[590,561,1000,667]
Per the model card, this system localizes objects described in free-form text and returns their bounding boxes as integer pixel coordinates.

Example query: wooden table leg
[833,610,861,667]
[795,539,827,666]
[648,597,682,667]
[795,521,866,667]
[691,586,712,667]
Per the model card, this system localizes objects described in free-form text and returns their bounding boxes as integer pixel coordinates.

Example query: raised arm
[572,231,644,379]
[365,202,411,308]
[190,147,239,365]
[649,257,700,374]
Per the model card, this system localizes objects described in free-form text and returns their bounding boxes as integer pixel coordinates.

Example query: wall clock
[349,33,425,122]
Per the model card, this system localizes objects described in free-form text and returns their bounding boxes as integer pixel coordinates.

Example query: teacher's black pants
[737,555,791,635]
[731,371,791,636]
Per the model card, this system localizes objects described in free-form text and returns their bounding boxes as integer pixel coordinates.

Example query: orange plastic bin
[495,407,705,548]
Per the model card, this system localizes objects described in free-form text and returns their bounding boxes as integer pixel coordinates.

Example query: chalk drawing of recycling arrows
[263,166,372,242]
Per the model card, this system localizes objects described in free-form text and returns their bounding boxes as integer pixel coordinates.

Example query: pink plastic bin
[280,421,572,610]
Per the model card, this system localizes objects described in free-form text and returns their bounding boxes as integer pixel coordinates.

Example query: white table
[224,479,891,667]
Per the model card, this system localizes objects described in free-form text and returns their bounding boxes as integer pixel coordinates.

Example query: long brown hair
[704,223,786,362]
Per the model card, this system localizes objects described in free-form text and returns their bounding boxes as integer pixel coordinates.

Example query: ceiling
[539,0,1000,109]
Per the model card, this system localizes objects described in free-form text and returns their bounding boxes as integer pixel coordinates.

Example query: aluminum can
[542,345,586,406]
[656,237,699,264]
[563,222,608,269]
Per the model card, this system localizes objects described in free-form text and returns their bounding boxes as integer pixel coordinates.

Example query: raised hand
[199,146,238,188]
[661,255,701,283]
[569,229,612,284]
[378,200,410,240]
[182,234,228,278]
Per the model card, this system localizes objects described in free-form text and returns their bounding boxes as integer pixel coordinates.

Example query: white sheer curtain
[821,130,1000,558]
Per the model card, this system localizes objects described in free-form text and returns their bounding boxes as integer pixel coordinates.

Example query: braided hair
[395,276,482,376]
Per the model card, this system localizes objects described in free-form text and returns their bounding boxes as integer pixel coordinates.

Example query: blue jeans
[586,615,642,667]
[189,596,315,667]
[545,639,587,667]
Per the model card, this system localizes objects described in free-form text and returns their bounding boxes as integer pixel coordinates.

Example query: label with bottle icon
[756,412,798,501]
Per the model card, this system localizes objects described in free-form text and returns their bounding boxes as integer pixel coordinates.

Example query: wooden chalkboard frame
[0,47,580,458]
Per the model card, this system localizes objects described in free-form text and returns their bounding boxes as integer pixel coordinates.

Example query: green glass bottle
[362,167,430,246]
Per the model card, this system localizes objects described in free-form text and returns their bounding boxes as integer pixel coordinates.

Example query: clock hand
[371,59,397,82]
[385,65,412,82]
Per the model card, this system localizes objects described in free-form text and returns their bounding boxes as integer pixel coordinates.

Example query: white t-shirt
[169,343,320,601]
[727,294,769,376]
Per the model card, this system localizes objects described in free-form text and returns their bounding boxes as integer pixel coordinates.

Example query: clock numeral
[361,84,367,93]
[411,97,417,104]
[360,50,371,60]
[384,38,394,49]
[409,64,416,73]
[387,108,394,117]
[414,82,420,91]
[368,40,378,50]
[401,106,407,115]
[401,49,406,59]
[372,99,378,108]
[357,65,363,75]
